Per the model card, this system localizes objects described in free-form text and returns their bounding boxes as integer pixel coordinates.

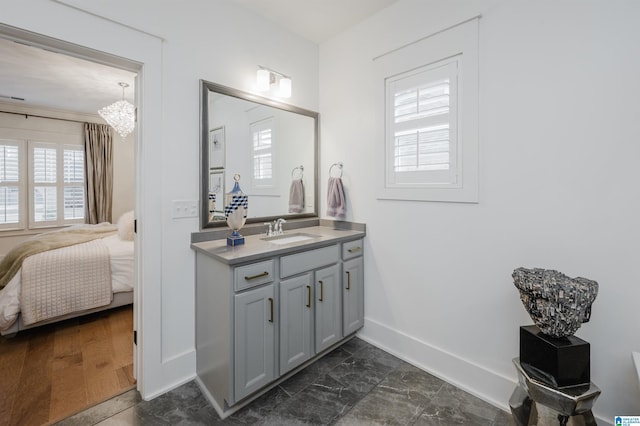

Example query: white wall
[3,0,318,400]
[320,0,640,422]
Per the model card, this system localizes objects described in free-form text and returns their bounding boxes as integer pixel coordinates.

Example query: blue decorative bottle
[224,174,248,246]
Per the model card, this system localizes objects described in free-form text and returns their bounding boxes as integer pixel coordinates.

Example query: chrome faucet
[275,218,287,235]
[264,218,287,236]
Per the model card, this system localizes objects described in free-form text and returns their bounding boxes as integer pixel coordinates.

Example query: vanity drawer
[234,259,275,291]
[342,239,364,260]
[280,245,340,278]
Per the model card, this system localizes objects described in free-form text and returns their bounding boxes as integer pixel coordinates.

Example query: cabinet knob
[306,286,311,308]
[318,280,324,302]
[346,271,351,290]
[268,298,274,323]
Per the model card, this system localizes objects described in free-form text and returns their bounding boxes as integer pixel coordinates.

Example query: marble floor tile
[264,374,361,425]
[492,408,516,426]
[226,385,290,424]
[130,381,221,425]
[280,345,354,396]
[335,363,446,426]
[415,383,505,426]
[339,336,372,355]
[327,344,403,396]
[60,338,515,426]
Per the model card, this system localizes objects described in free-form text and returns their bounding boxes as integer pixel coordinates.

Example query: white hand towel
[326,177,346,219]
[289,179,305,213]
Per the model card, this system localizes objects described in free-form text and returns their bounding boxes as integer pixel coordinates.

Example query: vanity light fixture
[256,66,292,98]
[98,82,135,138]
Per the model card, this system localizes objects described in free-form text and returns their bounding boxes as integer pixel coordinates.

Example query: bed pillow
[117,211,135,241]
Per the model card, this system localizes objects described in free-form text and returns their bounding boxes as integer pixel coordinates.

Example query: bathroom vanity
[191,224,365,417]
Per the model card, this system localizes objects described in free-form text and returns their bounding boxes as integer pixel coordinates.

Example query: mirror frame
[200,79,319,229]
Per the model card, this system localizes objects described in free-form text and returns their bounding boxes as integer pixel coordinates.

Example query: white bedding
[0,234,134,331]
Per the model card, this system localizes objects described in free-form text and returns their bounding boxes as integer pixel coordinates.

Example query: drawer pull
[346,271,351,290]
[245,271,269,281]
[268,298,274,323]
[348,247,362,253]
[306,286,311,308]
[318,280,324,302]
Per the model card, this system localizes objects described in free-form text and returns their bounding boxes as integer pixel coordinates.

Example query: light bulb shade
[256,69,270,91]
[98,100,135,138]
[279,77,292,98]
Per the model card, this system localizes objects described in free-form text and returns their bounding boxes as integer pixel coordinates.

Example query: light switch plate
[172,200,198,218]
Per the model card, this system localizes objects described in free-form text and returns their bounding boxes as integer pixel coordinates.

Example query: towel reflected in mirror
[288,179,305,213]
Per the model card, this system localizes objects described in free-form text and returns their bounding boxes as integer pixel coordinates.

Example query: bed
[0,221,135,336]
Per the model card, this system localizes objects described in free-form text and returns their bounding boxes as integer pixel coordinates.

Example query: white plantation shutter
[386,57,459,187]
[32,144,58,222]
[29,141,84,227]
[250,117,275,188]
[63,147,84,220]
[0,141,24,228]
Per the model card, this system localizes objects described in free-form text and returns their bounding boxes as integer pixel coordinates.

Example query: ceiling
[0,37,136,117]
[0,0,397,116]
[231,0,398,44]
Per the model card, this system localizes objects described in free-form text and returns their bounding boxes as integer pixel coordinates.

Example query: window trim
[375,17,479,203]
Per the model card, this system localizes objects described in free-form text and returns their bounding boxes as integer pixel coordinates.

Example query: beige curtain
[84,123,113,224]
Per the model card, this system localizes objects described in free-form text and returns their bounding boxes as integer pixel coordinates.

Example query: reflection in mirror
[200,80,318,229]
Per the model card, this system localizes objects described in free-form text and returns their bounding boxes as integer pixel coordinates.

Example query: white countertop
[191,225,365,265]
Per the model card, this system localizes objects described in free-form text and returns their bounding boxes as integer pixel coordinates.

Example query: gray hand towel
[326,177,346,219]
[289,179,305,213]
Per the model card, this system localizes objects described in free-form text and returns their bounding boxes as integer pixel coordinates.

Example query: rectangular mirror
[200,80,319,229]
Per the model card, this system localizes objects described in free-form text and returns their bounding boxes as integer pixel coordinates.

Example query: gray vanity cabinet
[314,264,342,353]
[193,228,365,417]
[343,239,364,336]
[234,283,276,402]
[279,273,314,374]
[278,244,341,375]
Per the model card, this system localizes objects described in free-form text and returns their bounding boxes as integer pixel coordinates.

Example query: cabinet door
[279,273,314,374]
[234,284,276,402]
[315,264,342,353]
[343,257,364,336]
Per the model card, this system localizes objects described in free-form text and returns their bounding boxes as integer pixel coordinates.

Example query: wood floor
[0,305,135,426]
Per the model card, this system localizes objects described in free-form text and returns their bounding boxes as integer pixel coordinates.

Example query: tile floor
[56,338,515,425]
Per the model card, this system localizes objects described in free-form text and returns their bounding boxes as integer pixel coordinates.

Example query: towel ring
[329,162,343,178]
[291,165,304,179]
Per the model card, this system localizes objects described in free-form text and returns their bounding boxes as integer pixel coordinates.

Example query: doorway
[0,25,141,424]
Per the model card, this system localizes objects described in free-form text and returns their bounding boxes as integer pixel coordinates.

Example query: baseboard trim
[142,373,196,401]
[359,318,611,425]
[360,318,515,412]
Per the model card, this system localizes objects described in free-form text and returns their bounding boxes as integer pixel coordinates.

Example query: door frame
[0,21,161,396]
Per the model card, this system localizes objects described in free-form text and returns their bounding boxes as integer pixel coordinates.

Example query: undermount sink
[261,232,321,245]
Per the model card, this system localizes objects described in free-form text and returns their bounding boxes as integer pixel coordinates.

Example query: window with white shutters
[29,141,84,228]
[250,117,275,189]
[377,17,479,203]
[386,57,458,186]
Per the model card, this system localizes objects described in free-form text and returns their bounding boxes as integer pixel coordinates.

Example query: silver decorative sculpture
[512,267,598,338]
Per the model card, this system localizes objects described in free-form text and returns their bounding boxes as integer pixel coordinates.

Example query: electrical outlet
[172,200,198,219]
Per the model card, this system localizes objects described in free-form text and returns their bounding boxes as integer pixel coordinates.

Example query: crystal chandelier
[98,82,135,138]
